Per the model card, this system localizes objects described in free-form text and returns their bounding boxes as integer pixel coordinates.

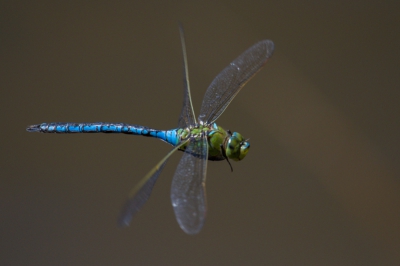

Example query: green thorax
[176,123,250,162]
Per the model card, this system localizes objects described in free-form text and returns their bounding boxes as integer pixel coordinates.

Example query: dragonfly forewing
[118,140,189,227]
[171,135,208,234]
[177,24,197,128]
[198,40,274,124]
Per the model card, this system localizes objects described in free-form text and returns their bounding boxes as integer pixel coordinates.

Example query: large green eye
[238,141,250,160]
[226,132,250,161]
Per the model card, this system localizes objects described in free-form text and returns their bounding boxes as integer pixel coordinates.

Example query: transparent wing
[118,139,189,227]
[177,24,197,128]
[171,135,208,234]
[198,40,274,124]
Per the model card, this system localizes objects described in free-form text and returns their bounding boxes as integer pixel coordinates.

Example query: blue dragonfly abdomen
[26,122,180,146]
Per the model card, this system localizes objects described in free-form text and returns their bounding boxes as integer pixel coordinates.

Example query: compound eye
[238,141,250,160]
[226,132,250,161]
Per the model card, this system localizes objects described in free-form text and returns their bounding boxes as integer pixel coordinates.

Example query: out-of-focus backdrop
[1,1,399,265]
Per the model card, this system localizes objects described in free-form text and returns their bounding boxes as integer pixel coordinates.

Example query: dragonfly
[26,27,274,234]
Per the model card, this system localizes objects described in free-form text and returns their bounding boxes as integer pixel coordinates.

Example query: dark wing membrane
[198,40,274,124]
[118,162,166,227]
[118,140,189,227]
[177,24,197,128]
[170,135,208,234]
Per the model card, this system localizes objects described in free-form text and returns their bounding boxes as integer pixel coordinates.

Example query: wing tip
[261,39,275,58]
[117,212,133,228]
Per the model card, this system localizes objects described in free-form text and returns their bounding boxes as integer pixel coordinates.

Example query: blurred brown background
[1,1,399,265]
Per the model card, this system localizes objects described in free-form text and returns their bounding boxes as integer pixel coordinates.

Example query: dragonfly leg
[220,144,233,172]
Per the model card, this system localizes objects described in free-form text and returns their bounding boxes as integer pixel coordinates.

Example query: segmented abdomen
[26,122,179,146]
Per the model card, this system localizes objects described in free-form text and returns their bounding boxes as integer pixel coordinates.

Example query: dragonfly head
[226,132,250,161]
